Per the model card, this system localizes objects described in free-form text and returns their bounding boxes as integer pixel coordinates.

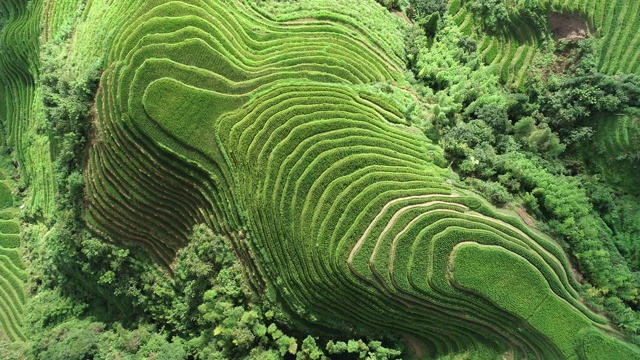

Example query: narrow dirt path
[348,194,458,265]
[392,10,412,25]
[516,207,535,227]
[403,335,426,358]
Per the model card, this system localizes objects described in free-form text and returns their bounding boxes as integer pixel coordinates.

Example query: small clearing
[403,336,425,358]
[516,207,535,227]
[548,13,590,41]
[392,9,412,24]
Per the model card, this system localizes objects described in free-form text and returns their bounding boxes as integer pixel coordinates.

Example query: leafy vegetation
[416,22,640,337]
[18,219,404,359]
[0,0,639,359]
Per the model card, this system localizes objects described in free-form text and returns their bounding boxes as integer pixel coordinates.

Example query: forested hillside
[1,0,639,359]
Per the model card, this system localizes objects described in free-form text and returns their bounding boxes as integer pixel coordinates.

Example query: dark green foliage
[404,24,428,69]
[406,0,448,19]
[531,40,640,137]
[457,35,477,55]
[0,183,13,209]
[171,224,240,336]
[513,118,564,156]
[34,321,100,360]
[41,30,100,163]
[412,11,640,342]
[474,103,510,133]
[442,120,495,167]
[375,0,399,10]
[469,0,509,33]
[137,333,186,360]
[25,220,404,358]
[44,222,176,323]
[29,318,186,360]
[586,184,640,272]
[519,1,549,39]
[7,0,640,357]
[465,179,513,206]
[418,12,440,38]
[325,338,401,359]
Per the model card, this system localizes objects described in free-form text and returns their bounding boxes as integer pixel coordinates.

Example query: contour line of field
[386,221,544,359]
[380,204,591,335]
[387,205,579,306]
[345,194,540,356]
[347,193,458,265]
[600,0,631,73]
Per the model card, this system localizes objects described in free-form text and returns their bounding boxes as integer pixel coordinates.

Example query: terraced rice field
[0,0,56,217]
[41,0,84,43]
[588,115,640,193]
[451,0,640,88]
[0,0,40,342]
[0,171,26,342]
[450,2,540,88]
[82,0,639,357]
[540,0,640,74]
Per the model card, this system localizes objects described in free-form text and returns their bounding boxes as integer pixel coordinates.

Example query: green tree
[470,0,509,33]
[297,336,326,360]
[407,0,448,19]
[326,340,348,355]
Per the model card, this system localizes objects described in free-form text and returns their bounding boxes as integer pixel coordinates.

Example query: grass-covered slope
[584,114,640,193]
[449,0,640,88]
[0,173,26,343]
[539,0,640,74]
[450,1,540,89]
[81,0,639,357]
[0,0,56,218]
[0,0,43,343]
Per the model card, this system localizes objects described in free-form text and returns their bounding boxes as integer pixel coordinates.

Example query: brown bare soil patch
[392,10,412,24]
[548,12,590,41]
[516,207,535,228]
[403,336,425,358]
[572,265,584,284]
[502,349,515,360]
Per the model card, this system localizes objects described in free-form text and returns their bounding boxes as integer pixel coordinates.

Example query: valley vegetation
[0,0,639,359]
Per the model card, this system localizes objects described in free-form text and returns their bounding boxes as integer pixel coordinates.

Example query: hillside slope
[1,0,639,358]
[79,0,638,357]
